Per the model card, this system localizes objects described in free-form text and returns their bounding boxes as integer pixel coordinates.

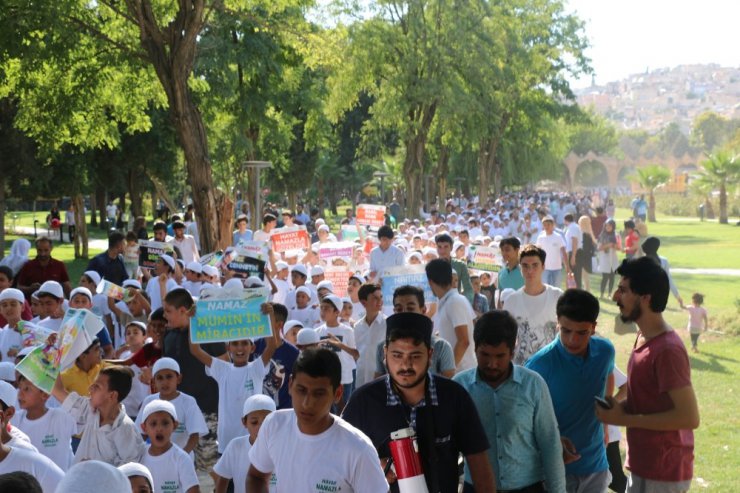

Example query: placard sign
[190,287,273,343]
[379,264,436,307]
[271,226,309,253]
[468,245,503,272]
[356,204,386,228]
[324,268,351,298]
[137,240,174,270]
[319,242,355,261]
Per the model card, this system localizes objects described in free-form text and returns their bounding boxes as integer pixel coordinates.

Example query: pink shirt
[686,306,706,331]
[625,330,694,481]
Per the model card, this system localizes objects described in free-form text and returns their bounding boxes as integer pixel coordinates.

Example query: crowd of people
[0,190,703,493]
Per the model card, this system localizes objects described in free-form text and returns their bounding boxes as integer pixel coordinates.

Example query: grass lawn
[5,211,110,240]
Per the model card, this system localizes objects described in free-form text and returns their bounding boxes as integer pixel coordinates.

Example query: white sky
[567,0,740,88]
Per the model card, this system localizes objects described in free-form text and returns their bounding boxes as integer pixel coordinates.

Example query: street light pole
[242,161,273,222]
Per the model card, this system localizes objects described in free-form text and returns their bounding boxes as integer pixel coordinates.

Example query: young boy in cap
[69,286,115,358]
[189,303,279,454]
[115,321,151,419]
[145,254,178,312]
[139,399,200,493]
[14,373,77,470]
[315,295,358,408]
[233,214,254,246]
[107,308,166,391]
[213,394,277,493]
[118,462,155,493]
[289,286,320,328]
[182,261,205,298]
[0,288,26,362]
[51,365,145,465]
[107,284,152,346]
[282,320,303,346]
[135,358,208,457]
[35,280,66,332]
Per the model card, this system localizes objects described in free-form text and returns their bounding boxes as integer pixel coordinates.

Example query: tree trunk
[95,186,106,229]
[151,189,158,220]
[719,182,727,224]
[128,168,144,219]
[480,115,510,204]
[478,141,490,206]
[648,190,657,222]
[0,175,5,260]
[89,192,98,227]
[73,194,89,259]
[403,136,425,219]
[436,146,450,211]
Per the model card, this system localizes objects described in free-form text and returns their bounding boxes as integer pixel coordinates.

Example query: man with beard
[17,236,72,298]
[454,310,565,492]
[597,257,699,493]
[342,312,495,493]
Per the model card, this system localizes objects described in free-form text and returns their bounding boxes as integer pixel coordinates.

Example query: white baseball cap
[0,288,24,304]
[245,276,265,288]
[37,280,64,299]
[0,362,15,382]
[295,286,311,297]
[57,461,131,493]
[118,463,154,491]
[141,399,178,423]
[203,265,220,277]
[242,394,276,418]
[152,357,180,376]
[349,274,366,284]
[83,270,102,286]
[282,320,303,334]
[296,328,320,346]
[123,279,142,289]
[275,261,289,271]
[0,380,17,408]
[159,254,176,271]
[316,280,333,292]
[70,286,93,301]
[222,278,245,290]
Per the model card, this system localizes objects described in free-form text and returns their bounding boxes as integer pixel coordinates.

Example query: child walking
[682,293,708,352]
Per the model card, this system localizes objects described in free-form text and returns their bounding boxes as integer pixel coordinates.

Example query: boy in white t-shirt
[246,348,387,492]
[135,358,208,457]
[289,286,320,328]
[139,399,200,493]
[0,288,25,363]
[13,374,77,471]
[115,321,151,420]
[213,394,277,493]
[188,302,279,454]
[315,295,358,409]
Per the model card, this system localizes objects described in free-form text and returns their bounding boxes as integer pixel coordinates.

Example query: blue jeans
[543,268,562,288]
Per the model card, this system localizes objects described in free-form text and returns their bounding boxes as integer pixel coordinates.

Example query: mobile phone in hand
[595,396,612,409]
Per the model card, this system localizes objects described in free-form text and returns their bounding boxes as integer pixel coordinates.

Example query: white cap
[296,328,320,346]
[0,362,15,382]
[242,394,276,418]
[126,321,148,334]
[0,380,17,408]
[203,265,220,277]
[123,279,142,290]
[349,274,366,284]
[408,252,423,262]
[141,398,178,423]
[282,320,303,334]
[57,461,131,493]
[318,224,330,233]
[295,286,311,297]
[316,280,333,292]
[152,357,180,376]
[323,294,342,312]
[37,280,64,299]
[310,265,325,276]
[70,286,93,301]
[0,288,24,304]
[341,296,352,305]
[118,463,154,490]
[186,261,203,274]
[222,278,245,291]
[275,261,289,271]
[245,276,265,288]
[83,270,102,286]
[159,254,176,271]
[291,264,308,277]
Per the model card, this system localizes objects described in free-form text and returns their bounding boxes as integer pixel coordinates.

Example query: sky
[566,0,740,88]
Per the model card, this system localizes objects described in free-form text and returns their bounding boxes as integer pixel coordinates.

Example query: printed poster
[138,240,174,270]
[356,204,386,228]
[271,226,309,253]
[190,287,273,344]
[379,264,436,308]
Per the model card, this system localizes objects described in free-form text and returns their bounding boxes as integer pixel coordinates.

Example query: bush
[615,193,740,219]
[714,298,740,336]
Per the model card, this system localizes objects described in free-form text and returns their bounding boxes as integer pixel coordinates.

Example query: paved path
[9,226,108,250]
[672,268,740,277]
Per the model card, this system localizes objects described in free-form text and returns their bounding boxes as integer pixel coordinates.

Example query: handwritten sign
[468,245,503,272]
[190,287,273,343]
[319,242,355,261]
[379,264,436,307]
[356,204,386,228]
[138,240,174,270]
[324,268,351,298]
[271,226,309,253]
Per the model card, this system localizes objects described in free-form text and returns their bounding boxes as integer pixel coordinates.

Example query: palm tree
[631,165,671,222]
[696,151,740,224]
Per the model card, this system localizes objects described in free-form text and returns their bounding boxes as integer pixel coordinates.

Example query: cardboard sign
[138,240,174,270]
[225,243,269,279]
[468,245,503,272]
[379,264,436,307]
[271,226,309,253]
[356,204,386,228]
[190,287,273,343]
[199,251,223,267]
[324,268,351,298]
[319,242,355,261]
[96,279,125,300]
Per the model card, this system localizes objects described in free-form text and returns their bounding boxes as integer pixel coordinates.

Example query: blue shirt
[525,336,614,476]
[497,264,524,291]
[233,229,254,246]
[252,339,298,409]
[454,365,565,491]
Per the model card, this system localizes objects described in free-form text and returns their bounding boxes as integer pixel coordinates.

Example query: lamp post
[242,161,273,221]
[373,171,390,206]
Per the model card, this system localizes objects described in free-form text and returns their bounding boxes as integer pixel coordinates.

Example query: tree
[568,110,619,156]
[691,112,737,153]
[631,165,671,222]
[695,151,740,224]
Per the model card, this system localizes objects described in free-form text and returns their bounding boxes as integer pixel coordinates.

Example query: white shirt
[169,235,200,263]
[118,349,151,419]
[315,323,357,385]
[249,410,388,493]
[37,316,63,333]
[564,223,582,253]
[289,306,320,329]
[272,278,291,305]
[141,444,200,493]
[0,446,65,493]
[205,357,268,453]
[505,285,563,365]
[536,231,567,271]
[352,313,386,387]
[0,325,22,362]
[61,392,145,466]
[351,301,366,321]
[214,435,277,493]
[136,392,209,457]
[146,276,178,312]
[435,289,476,372]
[14,408,77,471]
[368,245,405,275]
[106,204,118,219]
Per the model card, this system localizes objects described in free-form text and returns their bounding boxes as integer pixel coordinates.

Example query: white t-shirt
[37,316,63,333]
[435,289,476,372]
[14,408,77,471]
[505,285,563,365]
[564,222,583,253]
[0,325,22,362]
[249,410,388,493]
[206,357,268,453]
[536,231,567,271]
[136,392,209,456]
[214,435,276,493]
[141,444,200,493]
[119,349,151,418]
[289,306,320,329]
[315,323,357,385]
[170,235,200,264]
[352,313,386,388]
[272,278,290,305]
[0,446,65,493]
[146,277,178,312]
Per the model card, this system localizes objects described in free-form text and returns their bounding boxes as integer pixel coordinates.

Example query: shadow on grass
[689,351,738,375]
[664,235,722,246]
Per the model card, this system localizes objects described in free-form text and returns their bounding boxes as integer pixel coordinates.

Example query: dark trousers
[607,441,628,493]
[464,482,544,493]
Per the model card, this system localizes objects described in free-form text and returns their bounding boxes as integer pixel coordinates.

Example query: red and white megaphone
[389,427,429,493]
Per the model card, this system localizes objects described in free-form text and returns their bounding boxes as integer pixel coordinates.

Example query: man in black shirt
[86,231,128,286]
[342,312,495,493]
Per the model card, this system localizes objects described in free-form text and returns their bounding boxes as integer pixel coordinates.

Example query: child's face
[154,369,180,397]
[471,277,481,293]
[128,475,152,493]
[243,409,271,441]
[311,274,324,285]
[291,272,306,287]
[319,303,339,323]
[38,296,63,318]
[147,320,167,342]
[285,326,302,345]
[89,374,114,410]
[79,275,95,291]
[69,294,92,309]
[17,378,49,410]
[79,342,102,368]
[296,292,310,309]
[228,339,255,366]
[30,298,41,316]
[347,279,361,296]
[0,299,23,321]
[341,303,352,320]
[125,325,146,348]
[126,294,144,316]
[142,411,177,448]
[289,372,341,431]
[163,302,190,328]
[0,273,11,291]
[317,288,330,300]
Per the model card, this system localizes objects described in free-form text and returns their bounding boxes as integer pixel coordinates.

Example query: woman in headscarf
[577,215,597,291]
[596,219,620,299]
[0,238,31,277]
